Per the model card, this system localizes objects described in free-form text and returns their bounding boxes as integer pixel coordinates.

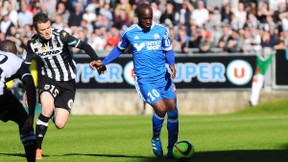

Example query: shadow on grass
[1,149,288,162]
[0,153,49,158]
[63,149,288,162]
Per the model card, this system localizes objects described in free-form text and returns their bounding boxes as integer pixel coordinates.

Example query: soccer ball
[173,140,195,159]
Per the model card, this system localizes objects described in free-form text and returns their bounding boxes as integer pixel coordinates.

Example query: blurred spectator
[211,23,222,47]
[3,0,20,12]
[199,27,213,53]
[205,11,216,32]
[257,1,274,24]
[279,12,288,32]
[246,12,260,29]
[238,26,253,53]
[274,2,287,25]
[105,26,120,51]
[206,0,222,11]
[160,2,176,25]
[68,2,83,27]
[114,9,130,29]
[41,0,57,16]
[7,2,18,27]
[17,3,33,28]
[173,0,183,13]
[151,2,162,23]
[244,2,257,16]
[223,29,241,53]
[175,1,193,27]
[51,14,65,30]
[27,0,40,14]
[114,0,132,22]
[54,2,69,25]
[99,3,113,21]
[176,25,189,53]
[218,24,232,48]
[221,3,232,24]
[169,27,183,53]
[83,4,96,24]
[190,0,209,27]
[18,35,29,54]
[0,32,5,41]
[0,14,12,35]
[212,7,221,24]
[79,19,93,35]
[250,27,262,54]
[233,2,247,30]
[87,28,106,51]
[6,25,21,47]
[261,29,276,48]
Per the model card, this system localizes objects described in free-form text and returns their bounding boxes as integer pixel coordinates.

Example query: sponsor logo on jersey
[36,49,61,56]
[134,42,145,51]
[146,41,161,50]
[63,32,67,37]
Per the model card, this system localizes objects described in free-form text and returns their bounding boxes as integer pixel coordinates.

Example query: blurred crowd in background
[0,0,288,56]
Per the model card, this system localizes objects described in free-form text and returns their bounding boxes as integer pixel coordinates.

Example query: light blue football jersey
[117,22,172,78]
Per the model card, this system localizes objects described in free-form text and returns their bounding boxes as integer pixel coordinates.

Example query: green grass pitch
[1,99,288,162]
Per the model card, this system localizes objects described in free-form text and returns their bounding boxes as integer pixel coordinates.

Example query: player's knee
[55,121,66,129]
[41,107,53,117]
[155,108,166,117]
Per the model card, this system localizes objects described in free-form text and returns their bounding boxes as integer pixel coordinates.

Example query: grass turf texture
[1,99,288,162]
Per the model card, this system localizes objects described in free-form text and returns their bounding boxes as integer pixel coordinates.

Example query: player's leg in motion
[10,97,36,162]
[166,102,179,159]
[151,100,167,158]
[151,112,165,157]
[19,125,37,162]
[35,92,54,160]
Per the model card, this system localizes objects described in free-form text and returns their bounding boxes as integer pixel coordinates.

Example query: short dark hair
[33,12,50,30]
[0,40,17,54]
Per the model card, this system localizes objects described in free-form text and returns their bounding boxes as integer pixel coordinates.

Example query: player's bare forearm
[169,64,176,79]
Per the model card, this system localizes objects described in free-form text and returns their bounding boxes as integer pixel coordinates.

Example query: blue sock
[152,113,164,138]
[167,107,179,149]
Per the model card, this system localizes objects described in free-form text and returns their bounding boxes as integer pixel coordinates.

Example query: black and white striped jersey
[23,29,83,82]
[0,50,31,95]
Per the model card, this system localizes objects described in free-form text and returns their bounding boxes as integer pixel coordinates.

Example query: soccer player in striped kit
[23,12,104,160]
[91,3,179,159]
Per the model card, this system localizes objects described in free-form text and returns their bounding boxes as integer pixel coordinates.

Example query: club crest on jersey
[154,33,160,39]
[67,99,73,109]
[32,42,42,49]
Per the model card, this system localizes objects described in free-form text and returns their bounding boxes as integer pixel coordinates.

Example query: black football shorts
[38,77,76,110]
[0,90,28,123]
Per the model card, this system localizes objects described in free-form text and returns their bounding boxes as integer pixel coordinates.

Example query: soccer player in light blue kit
[90,3,178,158]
